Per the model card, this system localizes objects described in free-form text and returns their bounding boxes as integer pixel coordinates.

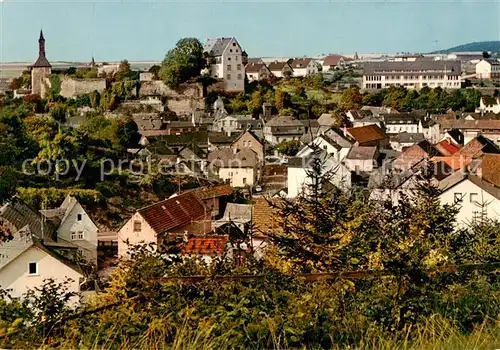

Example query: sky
[0,0,499,62]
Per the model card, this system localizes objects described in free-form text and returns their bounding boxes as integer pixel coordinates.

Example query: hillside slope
[433,41,500,53]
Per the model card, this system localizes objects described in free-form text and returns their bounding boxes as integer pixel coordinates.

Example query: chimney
[342,125,348,136]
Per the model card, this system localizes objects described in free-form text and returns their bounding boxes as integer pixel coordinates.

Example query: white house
[344,146,378,173]
[287,150,351,198]
[40,195,99,263]
[475,59,500,79]
[476,96,500,114]
[0,233,83,300]
[322,55,347,72]
[389,133,425,152]
[207,148,260,188]
[267,61,294,78]
[263,115,305,145]
[289,58,319,77]
[296,134,350,161]
[117,192,212,258]
[245,62,272,82]
[204,37,245,92]
[0,200,84,300]
[439,173,500,227]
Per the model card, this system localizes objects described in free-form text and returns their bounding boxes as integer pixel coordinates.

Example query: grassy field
[280,84,342,105]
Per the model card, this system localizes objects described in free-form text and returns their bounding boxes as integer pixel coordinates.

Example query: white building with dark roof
[204,37,245,92]
[363,59,461,90]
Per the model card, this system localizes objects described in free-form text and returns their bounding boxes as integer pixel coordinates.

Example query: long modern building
[363,59,461,90]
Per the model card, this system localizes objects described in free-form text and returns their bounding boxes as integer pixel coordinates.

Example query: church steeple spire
[39,30,46,57]
[33,29,51,68]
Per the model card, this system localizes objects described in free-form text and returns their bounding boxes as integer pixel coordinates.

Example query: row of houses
[245,55,351,82]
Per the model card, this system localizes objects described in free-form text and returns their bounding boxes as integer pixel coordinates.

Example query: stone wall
[41,76,106,99]
[139,81,205,117]
[60,77,106,98]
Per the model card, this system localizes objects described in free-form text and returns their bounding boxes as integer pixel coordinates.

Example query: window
[242,178,247,185]
[237,64,241,70]
[28,262,38,275]
[227,64,232,71]
[226,74,231,80]
[77,214,82,221]
[470,193,479,203]
[71,231,84,240]
[454,193,463,203]
[228,57,231,61]
[237,74,242,80]
[133,221,142,232]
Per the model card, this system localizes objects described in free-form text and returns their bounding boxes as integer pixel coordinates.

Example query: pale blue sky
[0,0,499,62]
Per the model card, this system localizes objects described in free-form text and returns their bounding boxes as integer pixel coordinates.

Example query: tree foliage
[159,38,205,88]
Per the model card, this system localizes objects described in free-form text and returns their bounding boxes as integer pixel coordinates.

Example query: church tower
[31,30,52,96]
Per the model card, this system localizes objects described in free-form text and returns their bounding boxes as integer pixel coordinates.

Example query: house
[475,59,500,79]
[164,120,201,135]
[259,164,288,193]
[393,140,443,171]
[215,203,252,235]
[440,129,464,146]
[455,135,500,158]
[346,124,389,147]
[317,113,338,127]
[287,150,351,198]
[263,115,306,145]
[431,135,500,171]
[322,55,347,72]
[370,159,453,204]
[207,148,260,188]
[389,133,425,152]
[323,127,354,149]
[361,106,398,118]
[267,61,293,78]
[344,146,379,173]
[289,58,319,77]
[383,113,439,143]
[40,195,99,263]
[353,116,383,129]
[439,119,500,145]
[190,185,234,219]
[439,173,500,227]
[204,37,245,92]
[0,233,83,300]
[245,62,272,82]
[476,96,500,114]
[117,192,212,258]
[434,139,460,156]
[363,60,461,90]
[231,130,264,161]
[296,134,350,161]
[0,199,84,299]
[210,97,258,135]
[208,132,239,151]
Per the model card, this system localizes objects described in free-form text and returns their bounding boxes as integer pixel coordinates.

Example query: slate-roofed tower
[31,30,52,96]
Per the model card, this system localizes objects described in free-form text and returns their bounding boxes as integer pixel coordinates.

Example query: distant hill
[433,41,500,54]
